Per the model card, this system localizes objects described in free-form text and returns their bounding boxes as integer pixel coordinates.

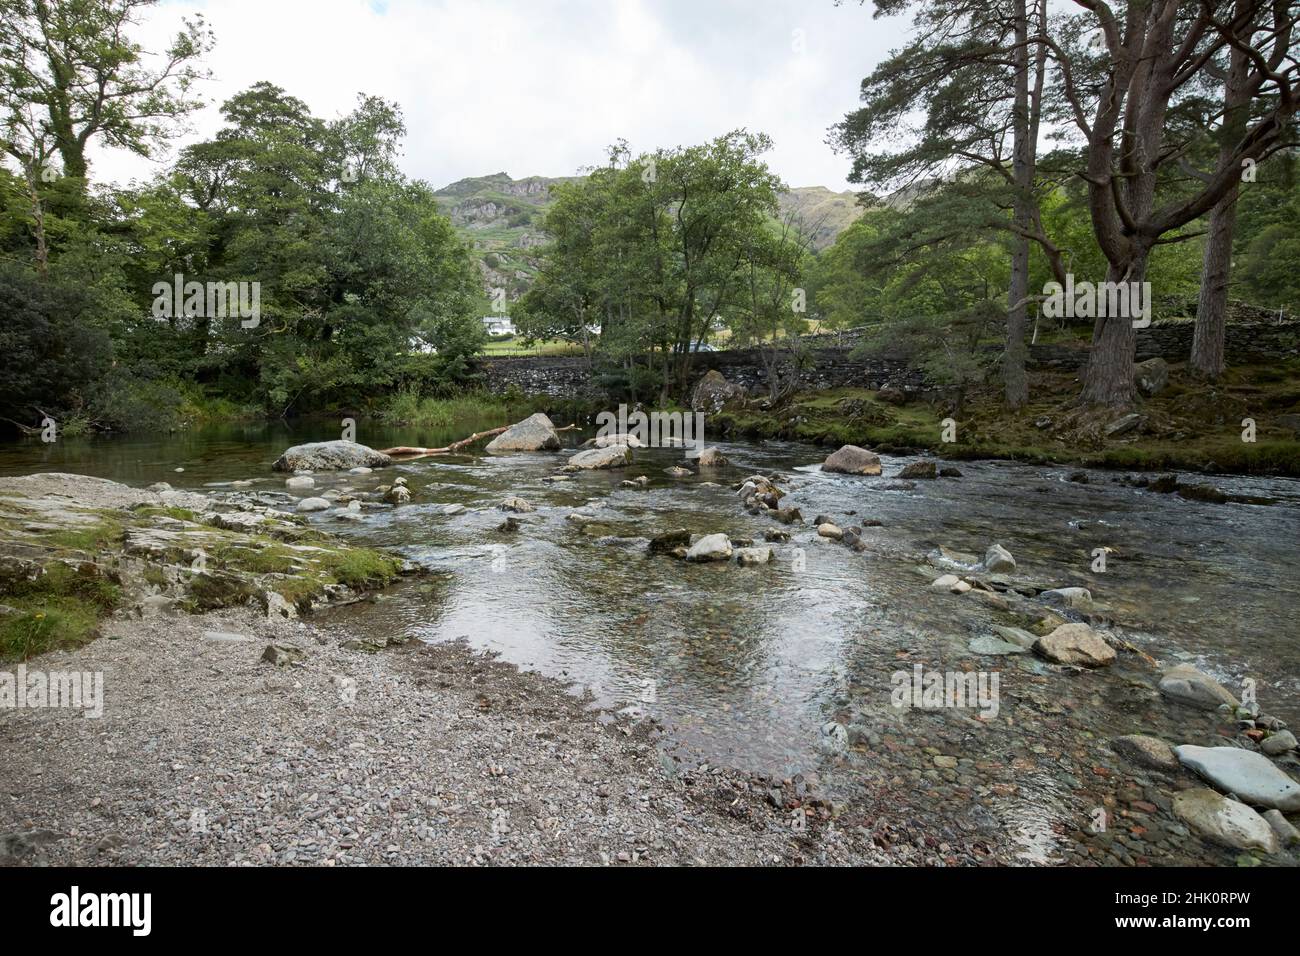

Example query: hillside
[432,172,581,302]
[776,185,866,251]
[435,172,868,302]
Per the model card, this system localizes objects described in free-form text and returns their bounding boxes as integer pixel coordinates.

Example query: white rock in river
[589,432,644,448]
[443,504,466,516]
[734,546,773,566]
[1174,745,1300,811]
[1040,586,1093,608]
[694,446,728,467]
[296,497,331,513]
[982,543,1016,573]
[1158,664,1240,710]
[568,445,633,470]
[1173,789,1278,853]
[816,523,843,540]
[685,533,732,562]
[286,475,315,490]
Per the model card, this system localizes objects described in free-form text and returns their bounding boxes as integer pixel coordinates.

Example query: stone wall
[477,319,1300,399]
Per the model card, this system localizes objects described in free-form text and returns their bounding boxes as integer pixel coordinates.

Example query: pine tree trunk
[1190,196,1236,379]
[1004,0,1032,408]
[1078,257,1147,407]
[1190,39,1249,380]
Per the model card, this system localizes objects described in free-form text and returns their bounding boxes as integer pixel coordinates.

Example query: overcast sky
[88,0,910,192]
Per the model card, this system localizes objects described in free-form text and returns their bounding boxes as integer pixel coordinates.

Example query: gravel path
[0,605,891,866]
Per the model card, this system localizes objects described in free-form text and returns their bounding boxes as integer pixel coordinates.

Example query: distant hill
[432,172,581,301]
[434,172,869,301]
[776,186,867,251]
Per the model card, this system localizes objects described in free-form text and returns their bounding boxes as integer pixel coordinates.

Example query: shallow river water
[4,421,1298,865]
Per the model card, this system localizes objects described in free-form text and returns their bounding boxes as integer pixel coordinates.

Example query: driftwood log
[379,424,578,459]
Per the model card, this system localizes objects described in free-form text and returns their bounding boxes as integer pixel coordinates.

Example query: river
[3,420,1297,865]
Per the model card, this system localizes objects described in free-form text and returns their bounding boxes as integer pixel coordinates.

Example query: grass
[482,338,585,356]
[42,517,125,552]
[211,541,302,575]
[132,505,200,523]
[711,355,1300,476]
[318,548,402,589]
[379,389,549,427]
[0,563,123,661]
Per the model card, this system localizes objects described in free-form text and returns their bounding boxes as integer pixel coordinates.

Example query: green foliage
[0,263,113,426]
[0,73,485,432]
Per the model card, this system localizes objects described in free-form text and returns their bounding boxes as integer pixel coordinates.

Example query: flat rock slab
[1159,664,1239,710]
[1110,734,1179,771]
[969,635,1028,656]
[1033,623,1116,667]
[568,445,633,470]
[1174,745,1300,811]
[1173,789,1279,853]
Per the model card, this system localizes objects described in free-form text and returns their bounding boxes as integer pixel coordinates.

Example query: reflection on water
[4,422,1299,864]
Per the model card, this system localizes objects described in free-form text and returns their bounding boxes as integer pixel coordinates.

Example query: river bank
[709,356,1300,477]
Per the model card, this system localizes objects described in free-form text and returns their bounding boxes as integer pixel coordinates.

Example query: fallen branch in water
[379,424,579,459]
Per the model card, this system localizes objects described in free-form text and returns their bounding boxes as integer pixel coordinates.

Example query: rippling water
[5,421,1298,864]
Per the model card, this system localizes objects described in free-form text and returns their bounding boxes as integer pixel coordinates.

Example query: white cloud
[88,0,906,191]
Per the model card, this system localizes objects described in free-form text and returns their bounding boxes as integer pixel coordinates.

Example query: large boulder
[1173,789,1279,853]
[1174,745,1300,811]
[1134,357,1169,397]
[1158,664,1239,710]
[821,445,882,476]
[1033,623,1116,667]
[690,370,746,413]
[272,441,391,472]
[485,413,561,453]
[567,445,633,470]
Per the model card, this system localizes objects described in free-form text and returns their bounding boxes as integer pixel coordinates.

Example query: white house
[482,316,516,336]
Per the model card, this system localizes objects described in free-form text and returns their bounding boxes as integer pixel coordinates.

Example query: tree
[727,213,816,403]
[525,132,787,402]
[1046,1,1298,405]
[0,0,212,185]
[834,0,1063,408]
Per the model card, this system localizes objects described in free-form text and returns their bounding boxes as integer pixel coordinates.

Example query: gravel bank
[0,605,892,866]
